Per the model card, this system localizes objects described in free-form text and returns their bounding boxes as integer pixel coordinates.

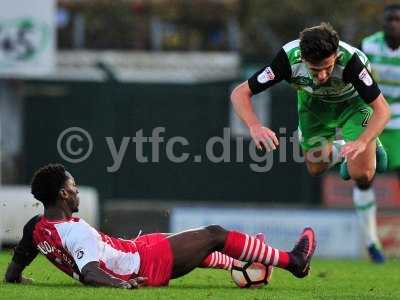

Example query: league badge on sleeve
[257,67,275,84]
[358,68,373,86]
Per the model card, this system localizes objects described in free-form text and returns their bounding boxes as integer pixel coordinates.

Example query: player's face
[63,172,80,213]
[304,54,337,85]
[384,9,400,41]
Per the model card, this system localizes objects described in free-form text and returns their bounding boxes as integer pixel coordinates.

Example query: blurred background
[0,0,399,259]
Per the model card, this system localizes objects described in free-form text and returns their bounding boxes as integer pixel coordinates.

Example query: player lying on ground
[5,164,316,288]
[231,22,391,263]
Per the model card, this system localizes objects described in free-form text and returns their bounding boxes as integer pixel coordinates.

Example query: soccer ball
[231,261,273,288]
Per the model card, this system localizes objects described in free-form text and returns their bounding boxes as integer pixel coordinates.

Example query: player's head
[31,164,80,213]
[299,22,339,85]
[384,4,400,41]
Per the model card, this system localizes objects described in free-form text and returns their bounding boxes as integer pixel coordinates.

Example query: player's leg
[380,129,400,179]
[136,232,240,271]
[346,141,376,185]
[199,251,237,270]
[167,225,316,279]
[341,102,385,263]
[166,226,226,279]
[304,141,343,176]
[347,140,382,261]
[199,234,265,271]
[349,145,384,262]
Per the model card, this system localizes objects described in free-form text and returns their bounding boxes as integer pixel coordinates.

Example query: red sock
[222,230,290,268]
[200,252,237,270]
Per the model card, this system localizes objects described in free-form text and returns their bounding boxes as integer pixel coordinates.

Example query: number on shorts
[360,108,371,127]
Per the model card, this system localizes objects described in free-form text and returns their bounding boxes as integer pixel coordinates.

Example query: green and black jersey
[248,39,381,104]
[247,39,382,151]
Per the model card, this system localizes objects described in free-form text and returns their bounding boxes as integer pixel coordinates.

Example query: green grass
[1,250,399,300]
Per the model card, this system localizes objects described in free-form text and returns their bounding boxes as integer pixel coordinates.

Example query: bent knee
[204,224,226,236]
[203,225,227,247]
[306,163,328,177]
[350,169,375,184]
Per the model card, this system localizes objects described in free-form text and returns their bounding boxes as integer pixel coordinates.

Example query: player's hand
[340,140,367,160]
[249,125,279,152]
[127,277,147,289]
[20,276,34,284]
[3,275,33,284]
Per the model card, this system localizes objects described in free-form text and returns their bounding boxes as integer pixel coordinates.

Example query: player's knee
[351,169,374,185]
[356,181,372,190]
[306,163,327,177]
[203,225,227,247]
[204,224,226,236]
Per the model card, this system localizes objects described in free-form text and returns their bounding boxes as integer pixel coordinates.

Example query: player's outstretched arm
[342,53,391,159]
[5,216,39,284]
[359,94,390,144]
[341,94,390,159]
[230,48,290,151]
[231,82,279,151]
[231,81,262,129]
[5,261,33,283]
[81,261,146,289]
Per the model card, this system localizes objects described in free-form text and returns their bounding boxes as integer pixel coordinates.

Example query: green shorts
[379,129,400,170]
[297,91,372,152]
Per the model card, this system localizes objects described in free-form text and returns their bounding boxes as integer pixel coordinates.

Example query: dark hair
[385,4,400,12]
[299,22,339,63]
[31,164,68,207]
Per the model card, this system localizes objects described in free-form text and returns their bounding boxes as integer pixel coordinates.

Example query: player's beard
[70,196,79,213]
[69,195,79,213]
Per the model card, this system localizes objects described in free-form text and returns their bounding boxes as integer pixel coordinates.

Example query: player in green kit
[362,6,400,180]
[358,4,400,263]
[231,23,391,263]
[363,5,400,170]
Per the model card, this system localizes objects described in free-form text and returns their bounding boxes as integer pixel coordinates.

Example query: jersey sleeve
[343,54,381,104]
[247,48,292,95]
[12,215,40,268]
[65,222,100,272]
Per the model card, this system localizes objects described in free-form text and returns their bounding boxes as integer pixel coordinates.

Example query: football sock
[353,186,380,247]
[200,252,237,270]
[328,139,345,168]
[201,233,266,271]
[222,231,290,268]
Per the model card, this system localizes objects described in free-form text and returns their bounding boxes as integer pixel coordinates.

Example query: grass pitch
[1,250,399,300]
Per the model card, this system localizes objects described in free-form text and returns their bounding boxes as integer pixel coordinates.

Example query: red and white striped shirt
[13,215,140,282]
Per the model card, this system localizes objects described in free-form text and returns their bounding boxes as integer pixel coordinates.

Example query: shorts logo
[75,248,84,260]
[257,67,275,84]
[358,68,373,86]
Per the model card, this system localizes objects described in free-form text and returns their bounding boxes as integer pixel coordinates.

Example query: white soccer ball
[231,261,273,288]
